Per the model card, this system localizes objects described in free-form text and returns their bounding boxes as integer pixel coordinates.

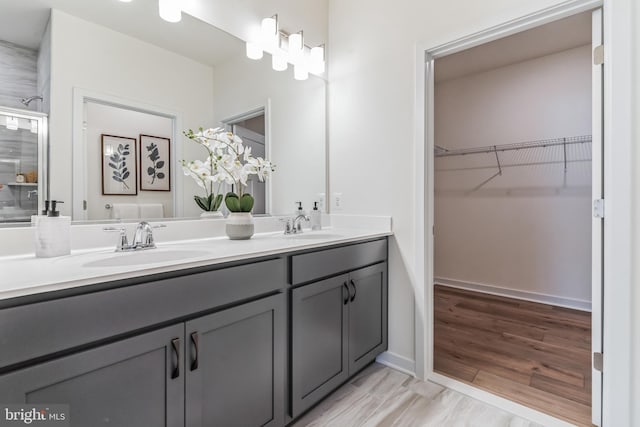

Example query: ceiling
[0,0,243,67]
[435,11,592,83]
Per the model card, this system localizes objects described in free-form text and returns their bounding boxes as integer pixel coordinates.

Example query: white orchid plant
[181,127,275,213]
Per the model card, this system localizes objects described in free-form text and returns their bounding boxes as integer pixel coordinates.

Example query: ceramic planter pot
[200,211,224,219]
[225,212,254,240]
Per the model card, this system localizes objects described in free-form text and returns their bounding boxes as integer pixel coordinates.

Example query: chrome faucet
[103,221,166,252]
[293,214,310,233]
[280,214,310,235]
[132,221,155,248]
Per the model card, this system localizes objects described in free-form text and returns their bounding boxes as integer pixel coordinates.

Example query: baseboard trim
[376,351,415,376]
[435,277,592,312]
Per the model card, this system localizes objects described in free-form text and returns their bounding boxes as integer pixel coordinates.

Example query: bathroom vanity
[0,232,388,427]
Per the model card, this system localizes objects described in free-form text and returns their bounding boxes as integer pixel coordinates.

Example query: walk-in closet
[433,11,596,426]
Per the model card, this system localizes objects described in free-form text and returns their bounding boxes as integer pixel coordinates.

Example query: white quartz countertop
[0,227,391,302]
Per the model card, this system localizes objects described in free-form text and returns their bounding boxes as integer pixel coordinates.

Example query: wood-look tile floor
[434,285,592,426]
[291,363,543,427]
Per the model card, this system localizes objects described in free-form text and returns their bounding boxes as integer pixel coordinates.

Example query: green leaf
[225,192,241,212]
[213,194,223,210]
[156,161,165,169]
[147,167,155,176]
[239,194,254,212]
[194,196,208,211]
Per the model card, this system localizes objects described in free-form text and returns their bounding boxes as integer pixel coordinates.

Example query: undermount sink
[82,249,210,268]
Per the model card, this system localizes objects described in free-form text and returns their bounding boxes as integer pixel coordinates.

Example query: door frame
[414,0,634,426]
[71,88,183,220]
[221,103,272,215]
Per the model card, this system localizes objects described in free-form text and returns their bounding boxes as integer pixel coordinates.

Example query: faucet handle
[103,226,129,252]
[278,217,293,234]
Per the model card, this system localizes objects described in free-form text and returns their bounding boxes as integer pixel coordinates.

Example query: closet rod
[435,135,592,158]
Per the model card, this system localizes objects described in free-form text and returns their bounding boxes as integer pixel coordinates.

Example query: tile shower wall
[0,40,38,111]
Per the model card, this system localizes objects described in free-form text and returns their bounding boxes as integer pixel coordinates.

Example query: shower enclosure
[0,106,48,223]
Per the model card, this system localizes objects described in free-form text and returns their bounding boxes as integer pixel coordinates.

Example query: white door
[591,7,603,427]
[233,124,267,215]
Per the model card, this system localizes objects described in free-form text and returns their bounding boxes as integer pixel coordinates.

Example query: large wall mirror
[0,0,326,224]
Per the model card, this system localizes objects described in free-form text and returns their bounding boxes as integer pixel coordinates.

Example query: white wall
[85,102,173,220]
[48,10,214,217]
[434,45,592,307]
[212,54,326,215]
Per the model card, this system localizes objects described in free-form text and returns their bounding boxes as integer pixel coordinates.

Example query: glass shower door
[0,108,47,223]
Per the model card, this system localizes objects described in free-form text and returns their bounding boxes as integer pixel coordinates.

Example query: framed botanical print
[139,134,171,191]
[101,134,137,195]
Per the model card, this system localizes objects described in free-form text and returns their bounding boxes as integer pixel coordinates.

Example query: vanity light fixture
[159,0,181,23]
[309,45,325,74]
[261,15,279,50]
[272,49,288,71]
[293,64,309,81]
[118,0,133,3]
[6,116,19,131]
[246,42,264,60]
[288,31,304,62]
[246,15,326,81]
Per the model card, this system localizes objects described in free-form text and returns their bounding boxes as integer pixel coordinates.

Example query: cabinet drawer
[291,239,387,285]
[0,258,285,370]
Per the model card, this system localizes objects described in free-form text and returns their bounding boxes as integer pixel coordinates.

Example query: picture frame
[101,134,137,195]
[139,134,171,191]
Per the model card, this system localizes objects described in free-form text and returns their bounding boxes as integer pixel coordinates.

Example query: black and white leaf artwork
[109,143,131,189]
[145,142,166,184]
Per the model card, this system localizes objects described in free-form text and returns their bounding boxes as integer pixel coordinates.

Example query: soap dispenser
[34,200,71,258]
[310,201,322,230]
[295,201,306,217]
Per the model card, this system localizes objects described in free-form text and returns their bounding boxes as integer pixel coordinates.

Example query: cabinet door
[291,274,349,418]
[0,324,185,427]
[185,293,285,427]
[348,262,388,374]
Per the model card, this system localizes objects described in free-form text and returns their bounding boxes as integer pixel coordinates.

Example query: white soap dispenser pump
[295,201,306,217]
[34,200,71,258]
[310,201,322,230]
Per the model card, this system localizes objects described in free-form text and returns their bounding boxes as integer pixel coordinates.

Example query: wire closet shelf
[434,134,592,177]
[434,135,592,158]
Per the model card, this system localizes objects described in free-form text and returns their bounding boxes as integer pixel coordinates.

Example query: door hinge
[593,352,603,372]
[593,199,604,218]
[593,45,604,65]
[83,200,87,211]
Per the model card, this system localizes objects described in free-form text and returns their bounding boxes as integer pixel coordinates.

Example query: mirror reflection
[0,0,326,224]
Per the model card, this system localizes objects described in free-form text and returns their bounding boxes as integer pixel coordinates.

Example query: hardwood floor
[291,363,543,427]
[434,285,593,426]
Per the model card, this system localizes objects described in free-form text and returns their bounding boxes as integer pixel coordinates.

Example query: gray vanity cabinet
[0,324,185,427]
[185,293,285,427]
[348,263,388,374]
[290,256,388,419]
[291,274,350,418]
